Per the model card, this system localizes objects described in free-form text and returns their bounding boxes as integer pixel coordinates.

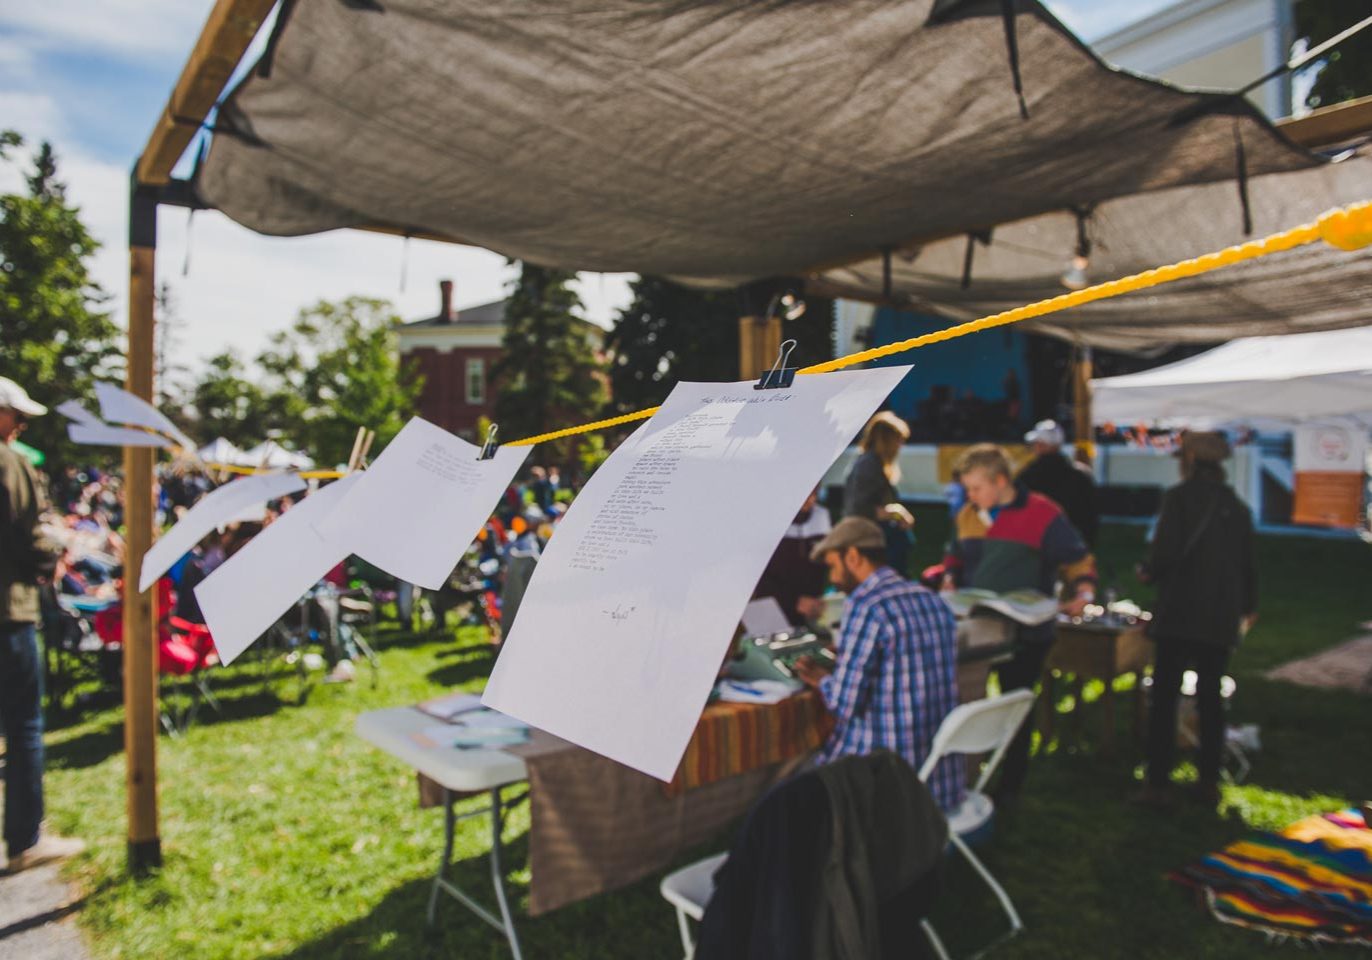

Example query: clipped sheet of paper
[94,382,198,452]
[195,476,357,665]
[139,472,307,591]
[482,367,911,780]
[312,417,529,590]
[69,423,172,449]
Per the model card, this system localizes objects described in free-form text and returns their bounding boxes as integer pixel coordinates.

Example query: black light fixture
[1061,207,1092,291]
[766,290,807,322]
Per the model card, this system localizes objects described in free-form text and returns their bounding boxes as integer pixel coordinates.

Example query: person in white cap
[0,376,86,873]
[1017,418,1098,547]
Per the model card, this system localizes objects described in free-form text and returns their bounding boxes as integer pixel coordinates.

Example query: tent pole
[1072,345,1094,465]
[124,176,162,874]
[738,313,781,381]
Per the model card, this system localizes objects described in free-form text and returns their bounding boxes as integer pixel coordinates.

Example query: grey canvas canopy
[816,150,1372,351]
[198,0,1321,292]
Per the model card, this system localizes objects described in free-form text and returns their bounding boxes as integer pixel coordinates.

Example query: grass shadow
[425,647,498,690]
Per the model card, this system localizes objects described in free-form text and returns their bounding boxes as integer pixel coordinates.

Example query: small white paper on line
[139,472,307,591]
[195,476,358,665]
[482,366,912,780]
[312,417,530,590]
[94,382,198,453]
[742,597,793,636]
[55,400,102,425]
[69,422,172,449]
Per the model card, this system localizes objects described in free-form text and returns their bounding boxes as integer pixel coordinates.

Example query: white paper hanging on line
[139,471,307,591]
[69,422,173,449]
[55,400,102,425]
[94,382,198,453]
[482,367,912,780]
[312,417,530,590]
[195,475,358,665]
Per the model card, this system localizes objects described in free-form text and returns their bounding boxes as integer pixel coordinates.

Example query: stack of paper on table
[415,691,485,722]
[943,588,1058,626]
[742,597,793,637]
[715,678,802,704]
[410,708,530,750]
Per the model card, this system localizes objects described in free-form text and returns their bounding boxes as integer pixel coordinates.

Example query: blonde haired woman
[843,411,915,573]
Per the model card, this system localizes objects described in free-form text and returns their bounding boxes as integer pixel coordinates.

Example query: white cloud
[0,0,216,58]
[1042,0,1176,42]
[0,91,65,144]
[0,35,35,77]
[151,215,634,370]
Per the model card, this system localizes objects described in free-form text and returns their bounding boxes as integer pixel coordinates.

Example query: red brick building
[398,279,604,441]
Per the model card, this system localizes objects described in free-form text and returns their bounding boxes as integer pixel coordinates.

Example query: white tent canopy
[198,437,242,464]
[1091,326,1372,430]
[234,440,315,471]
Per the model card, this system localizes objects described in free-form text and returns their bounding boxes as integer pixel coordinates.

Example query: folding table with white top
[355,706,532,959]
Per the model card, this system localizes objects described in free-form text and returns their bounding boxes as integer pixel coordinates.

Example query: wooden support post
[738,313,782,381]
[1073,345,1094,464]
[124,178,162,873]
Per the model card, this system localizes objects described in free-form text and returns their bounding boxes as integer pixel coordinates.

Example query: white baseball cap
[1024,419,1064,447]
[0,377,47,416]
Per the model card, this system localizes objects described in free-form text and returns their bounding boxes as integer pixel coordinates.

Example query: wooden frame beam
[136,0,277,185]
[1276,94,1372,149]
[125,0,275,875]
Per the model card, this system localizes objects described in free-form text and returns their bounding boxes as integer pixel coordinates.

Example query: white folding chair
[659,852,727,959]
[917,688,1037,960]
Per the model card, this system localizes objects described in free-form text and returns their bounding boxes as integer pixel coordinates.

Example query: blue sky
[0,0,1174,374]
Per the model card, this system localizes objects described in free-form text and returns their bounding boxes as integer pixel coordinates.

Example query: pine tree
[606,276,836,414]
[491,263,607,462]
[605,276,739,414]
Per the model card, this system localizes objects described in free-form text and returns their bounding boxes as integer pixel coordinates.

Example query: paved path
[0,856,90,960]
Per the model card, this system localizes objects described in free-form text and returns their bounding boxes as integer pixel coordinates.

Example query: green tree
[187,350,277,450]
[491,263,608,461]
[253,296,421,468]
[0,133,120,463]
[1295,1,1372,109]
[605,276,738,414]
[606,277,836,413]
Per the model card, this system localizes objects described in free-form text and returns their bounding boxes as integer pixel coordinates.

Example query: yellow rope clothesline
[187,199,1372,466]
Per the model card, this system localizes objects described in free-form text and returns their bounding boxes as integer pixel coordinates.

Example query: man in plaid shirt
[796,517,964,812]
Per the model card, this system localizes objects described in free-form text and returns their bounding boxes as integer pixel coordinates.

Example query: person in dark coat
[1136,431,1257,808]
[694,751,947,960]
[751,488,831,626]
[0,378,85,873]
[1017,419,1099,546]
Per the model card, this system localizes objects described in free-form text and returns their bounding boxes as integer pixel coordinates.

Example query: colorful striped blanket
[665,690,833,797]
[1172,809,1372,946]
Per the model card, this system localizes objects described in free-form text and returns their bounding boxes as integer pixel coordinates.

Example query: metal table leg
[428,786,526,960]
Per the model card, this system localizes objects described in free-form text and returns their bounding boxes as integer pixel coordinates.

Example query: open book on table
[942,588,1058,626]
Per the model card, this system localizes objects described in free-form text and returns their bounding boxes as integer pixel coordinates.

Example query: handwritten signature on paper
[603,603,637,624]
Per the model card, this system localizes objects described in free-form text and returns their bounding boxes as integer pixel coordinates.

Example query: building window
[466,357,486,405]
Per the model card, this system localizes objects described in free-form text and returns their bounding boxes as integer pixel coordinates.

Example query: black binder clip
[755,339,798,390]
[477,423,499,460]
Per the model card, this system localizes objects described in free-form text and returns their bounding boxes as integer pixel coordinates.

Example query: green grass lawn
[36,511,1372,959]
